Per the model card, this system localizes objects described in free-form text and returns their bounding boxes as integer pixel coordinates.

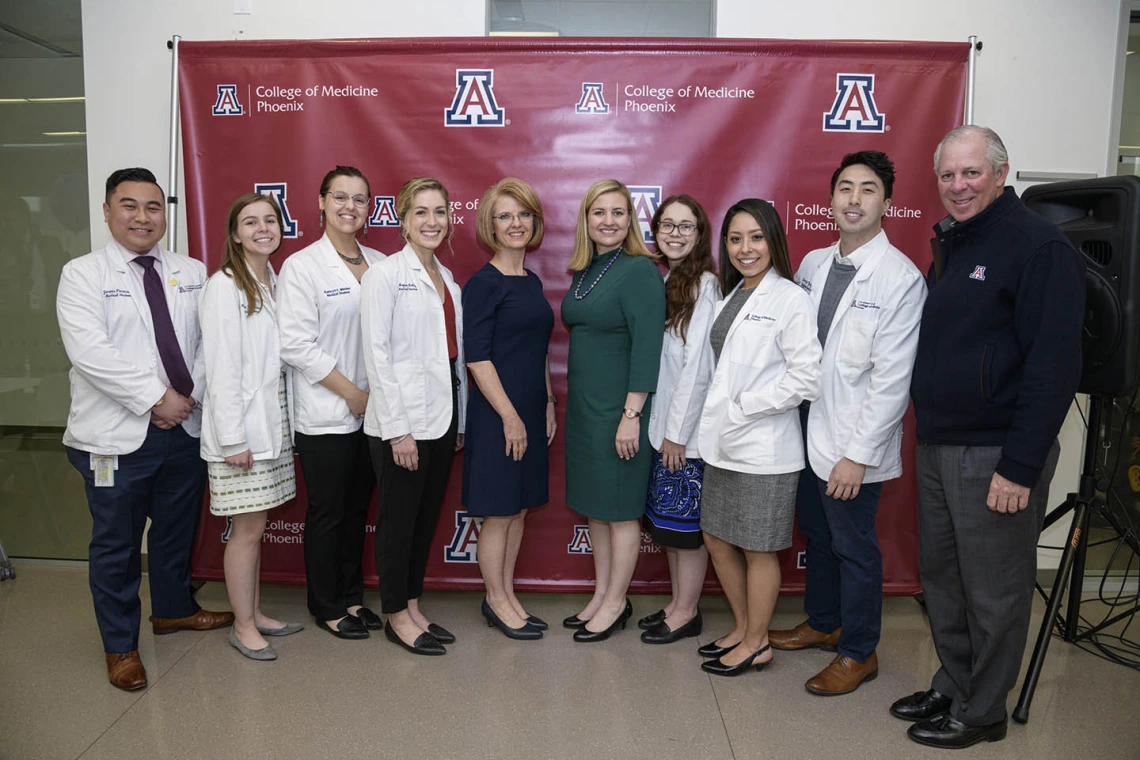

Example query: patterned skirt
[643,451,705,550]
[208,374,296,515]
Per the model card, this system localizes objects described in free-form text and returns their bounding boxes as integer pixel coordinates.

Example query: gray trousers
[915,441,1060,726]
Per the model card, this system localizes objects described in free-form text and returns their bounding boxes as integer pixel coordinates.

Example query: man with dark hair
[893,126,1084,748]
[57,167,232,691]
[773,150,926,696]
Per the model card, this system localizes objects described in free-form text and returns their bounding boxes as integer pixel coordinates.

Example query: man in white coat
[770,151,926,695]
[56,168,233,691]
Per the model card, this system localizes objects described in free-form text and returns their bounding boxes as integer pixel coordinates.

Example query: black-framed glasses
[657,222,697,235]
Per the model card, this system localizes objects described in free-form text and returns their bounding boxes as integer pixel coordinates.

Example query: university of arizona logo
[568,525,593,554]
[221,517,233,543]
[444,69,505,127]
[629,186,662,245]
[576,83,609,114]
[212,85,244,116]
[797,551,807,570]
[970,265,987,281]
[368,196,400,227]
[823,74,885,133]
[253,182,299,238]
[445,513,483,562]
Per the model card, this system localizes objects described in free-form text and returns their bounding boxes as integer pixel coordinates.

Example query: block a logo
[253,182,299,239]
[444,513,483,562]
[629,185,662,245]
[823,74,885,133]
[369,196,400,227]
[212,84,244,116]
[444,69,505,127]
[576,83,609,114]
[221,516,233,543]
[568,525,593,554]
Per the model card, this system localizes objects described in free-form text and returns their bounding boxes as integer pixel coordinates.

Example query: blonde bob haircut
[569,179,656,272]
[475,178,545,253]
[396,176,453,241]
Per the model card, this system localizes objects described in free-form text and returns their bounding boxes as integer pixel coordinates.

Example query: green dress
[560,251,666,521]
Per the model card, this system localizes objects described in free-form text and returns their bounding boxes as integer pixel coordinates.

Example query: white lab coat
[57,241,207,455]
[697,269,822,475]
[795,230,926,483]
[647,270,720,458]
[277,233,384,437]
[360,243,468,440]
[199,264,287,462]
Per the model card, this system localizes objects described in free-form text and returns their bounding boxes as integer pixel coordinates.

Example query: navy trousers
[66,424,206,653]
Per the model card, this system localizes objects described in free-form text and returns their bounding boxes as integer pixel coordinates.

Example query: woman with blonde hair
[560,179,665,641]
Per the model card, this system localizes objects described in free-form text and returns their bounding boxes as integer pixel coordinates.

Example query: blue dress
[461,263,554,516]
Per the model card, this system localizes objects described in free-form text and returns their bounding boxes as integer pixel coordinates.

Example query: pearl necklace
[573,250,621,300]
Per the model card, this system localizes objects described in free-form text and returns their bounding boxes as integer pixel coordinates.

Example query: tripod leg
[1013,496,1086,724]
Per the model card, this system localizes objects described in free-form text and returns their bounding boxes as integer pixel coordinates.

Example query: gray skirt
[700,465,799,552]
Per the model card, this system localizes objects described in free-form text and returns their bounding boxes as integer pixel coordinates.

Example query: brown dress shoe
[768,621,841,651]
[805,652,879,696]
[150,608,235,635]
[106,650,147,691]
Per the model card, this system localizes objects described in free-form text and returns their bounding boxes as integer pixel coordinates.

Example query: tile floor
[1,562,1137,760]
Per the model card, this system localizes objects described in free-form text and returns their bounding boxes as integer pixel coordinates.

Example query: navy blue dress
[461,263,554,516]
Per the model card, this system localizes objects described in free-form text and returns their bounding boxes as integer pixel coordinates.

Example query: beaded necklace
[573,249,622,300]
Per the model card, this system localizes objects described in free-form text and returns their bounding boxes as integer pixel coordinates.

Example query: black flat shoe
[890,689,953,722]
[573,599,633,643]
[701,644,772,676]
[427,623,455,644]
[638,609,666,630]
[482,600,542,640]
[907,714,1007,749]
[563,614,588,629]
[641,613,703,644]
[526,614,548,631]
[384,621,445,656]
[316,616,369,640]
[352,607,384,630]
[697,638,739,658]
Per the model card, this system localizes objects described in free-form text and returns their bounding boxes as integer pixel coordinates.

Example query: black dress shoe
[907,713,1007,749]
[638,609,666,630]
[697,638,739,658]
[352,607,384,630]
[526,615,548,631]
[701,644,771,676]
[482,600,542,640]
[427,623,455,644]
[384,621,445,656]
[563,613,588,629]
[641,613,703,644]
[573,599,633,643]
[316,616,369,640]
[890,689,953,721]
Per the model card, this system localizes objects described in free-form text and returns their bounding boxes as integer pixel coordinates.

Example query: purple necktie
[131,256,194,398]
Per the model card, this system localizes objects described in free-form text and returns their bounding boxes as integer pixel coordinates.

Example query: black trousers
[370,374,458,615]
[295,429,375,621]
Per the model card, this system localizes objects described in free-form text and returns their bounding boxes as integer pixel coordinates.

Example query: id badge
[90,454,118,488]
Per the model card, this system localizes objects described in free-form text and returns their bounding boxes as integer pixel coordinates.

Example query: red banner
[181,37,967,594]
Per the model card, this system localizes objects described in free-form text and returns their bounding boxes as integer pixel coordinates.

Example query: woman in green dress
[560,179,666,642]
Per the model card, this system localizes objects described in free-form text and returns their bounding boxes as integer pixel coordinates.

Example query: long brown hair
[651,195,716,343]
[718,199,793,294]
[221,193,283,317]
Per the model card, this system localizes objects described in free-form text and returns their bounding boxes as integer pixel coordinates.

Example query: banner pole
[965,35,979,125]
[166,35,182,252]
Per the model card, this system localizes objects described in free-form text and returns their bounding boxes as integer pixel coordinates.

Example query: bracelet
[547,394,557,405]
[392,433,410,445]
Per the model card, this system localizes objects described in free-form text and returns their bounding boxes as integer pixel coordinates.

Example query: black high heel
[526,615,548,631]
[563,614,588,629]
[573,599,633,643]
[482,600,542,640]
[700,644,772,676]
[697,638,739,658]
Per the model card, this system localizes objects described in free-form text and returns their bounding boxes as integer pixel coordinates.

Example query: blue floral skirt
[643,451,705,550]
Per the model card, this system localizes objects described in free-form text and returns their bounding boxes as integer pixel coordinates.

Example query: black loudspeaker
[1022,175,1140,397]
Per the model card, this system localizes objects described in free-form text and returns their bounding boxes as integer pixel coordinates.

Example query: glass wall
[0,1,92,559]
[489,0,715,37]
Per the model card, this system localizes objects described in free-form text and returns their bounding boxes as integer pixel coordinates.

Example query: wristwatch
[547,395,557,405]
[153,394,165,409]
[623,407,642,419]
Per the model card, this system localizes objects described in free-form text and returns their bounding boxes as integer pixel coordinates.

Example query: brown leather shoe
[150,608,235,635]
[106,650,147,691]
[805,652,879,696]
[768,621,841,651]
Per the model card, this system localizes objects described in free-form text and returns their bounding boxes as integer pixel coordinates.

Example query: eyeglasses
[494,212,534,224]
[657,222,697,235]
[326,192,370,208]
